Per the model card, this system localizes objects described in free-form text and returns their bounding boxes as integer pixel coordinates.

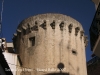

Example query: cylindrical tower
[13,13,88,75]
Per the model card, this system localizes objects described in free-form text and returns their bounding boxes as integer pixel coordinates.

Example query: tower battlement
[13,13,88,47]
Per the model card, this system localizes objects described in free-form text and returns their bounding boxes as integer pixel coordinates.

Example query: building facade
[90,0,100,57]
[0,50,13,75]
[13,13,88,75]
[1,39,21,75]
[3,52,21,75]
[87,56,100,75]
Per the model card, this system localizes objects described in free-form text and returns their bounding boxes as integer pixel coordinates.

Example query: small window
[72,49,77,55]
[29,37,35,47]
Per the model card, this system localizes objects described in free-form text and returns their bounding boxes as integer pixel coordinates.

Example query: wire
[1,0,4,22]
[0,0,4,37]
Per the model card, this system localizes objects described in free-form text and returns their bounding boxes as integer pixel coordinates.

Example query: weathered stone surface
[14,13,87,75]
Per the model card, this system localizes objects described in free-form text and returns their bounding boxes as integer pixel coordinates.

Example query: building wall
[89,0,100,57]
[0,64,6,75]
[3,52,21,75]
[13,13,88,75]
[87,56,100,75]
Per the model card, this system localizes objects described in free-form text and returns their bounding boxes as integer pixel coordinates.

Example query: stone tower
[13,13,88,75]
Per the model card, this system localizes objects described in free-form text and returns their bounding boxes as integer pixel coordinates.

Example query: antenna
[0,0,4,37]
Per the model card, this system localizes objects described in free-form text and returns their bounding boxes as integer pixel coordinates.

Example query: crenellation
[16,20,84,38]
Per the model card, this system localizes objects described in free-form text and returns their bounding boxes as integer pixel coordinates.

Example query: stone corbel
[68,24,73,33]
[17,29,21,36]
[80,30,85,38]
[84,35,88,42]
[17,29,21,33]
[22,26,27,30]
[84,35,88,47]
[13,33,17,36]
[40,20,47,30]
[59,21,64,31]
[50,20,55,29]
[32,21,38,31]
[27,23,31,28]
[85,40,88,47]
[75,27,80,36]
[27,23,31,32]
[22,26,27,35]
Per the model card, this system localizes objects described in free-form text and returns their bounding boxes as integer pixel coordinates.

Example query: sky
[0,0,96,61]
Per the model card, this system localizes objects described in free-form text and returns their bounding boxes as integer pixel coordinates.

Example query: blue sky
[0,0,96,61]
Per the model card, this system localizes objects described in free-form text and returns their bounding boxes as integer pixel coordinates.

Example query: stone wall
[13,13,88,75]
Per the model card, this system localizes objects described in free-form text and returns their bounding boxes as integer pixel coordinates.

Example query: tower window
[29,37,35,47]
[72,49,77,55]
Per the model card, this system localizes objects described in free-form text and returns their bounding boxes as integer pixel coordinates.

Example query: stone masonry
[12,13,88,75]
